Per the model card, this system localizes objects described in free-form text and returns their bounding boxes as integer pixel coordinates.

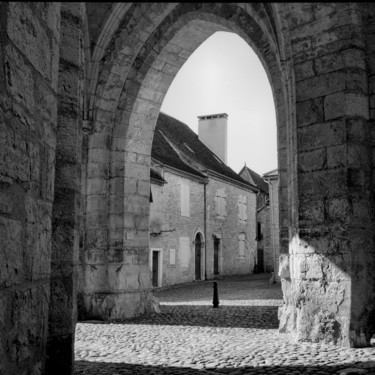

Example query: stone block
[54,162,80,191]
[4,45,35,112]
[87,162,109,179]
[0,217,23,286]
[326,196,351,220]
[294,60,314,81]
[298,197,325,223]
[347,118,371,144]
[60,20,81,66]
[7,3,51,80]
[35,76,58,125]
[86,178,107,195]
[56,115,82,163]
[297,120,345,151]
[0,192,13,214]
[296,98,324,127]
[284,3,314,29]
[347,143,372,167]
[315,49,366,75]
[327,144,346,168]
[298,169,347,198]
[325,92,369,121]
[297,72,345,102]
[87,148,109,164]
[298,148,326,172]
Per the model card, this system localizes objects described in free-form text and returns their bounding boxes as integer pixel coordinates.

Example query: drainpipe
[269,182,276,277]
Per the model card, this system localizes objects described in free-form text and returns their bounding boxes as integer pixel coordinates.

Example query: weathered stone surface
[2,3,375,375]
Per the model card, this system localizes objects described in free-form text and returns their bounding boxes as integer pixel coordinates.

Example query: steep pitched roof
[152,112,258,190]
[239,165,269,194]
[151,120,206,179]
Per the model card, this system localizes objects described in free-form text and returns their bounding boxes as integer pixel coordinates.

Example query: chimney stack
[198,113,228,164]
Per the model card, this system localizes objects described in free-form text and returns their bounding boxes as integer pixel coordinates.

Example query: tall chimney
[198,113,228,164]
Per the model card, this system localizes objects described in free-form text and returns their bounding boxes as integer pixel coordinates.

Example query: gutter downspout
[269,182,276,277]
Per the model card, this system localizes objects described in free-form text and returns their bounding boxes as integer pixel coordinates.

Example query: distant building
[262,169,280,279]
[239,165,272,272]
[149,112,259,288]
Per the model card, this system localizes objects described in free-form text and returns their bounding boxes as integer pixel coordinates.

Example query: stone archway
[81,2,375,348]
[80,2,292,325]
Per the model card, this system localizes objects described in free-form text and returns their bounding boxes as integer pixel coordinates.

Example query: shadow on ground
[98,305,279,329]
[74,360,375,375]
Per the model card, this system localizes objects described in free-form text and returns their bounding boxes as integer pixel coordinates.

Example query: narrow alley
[74,274,375,375]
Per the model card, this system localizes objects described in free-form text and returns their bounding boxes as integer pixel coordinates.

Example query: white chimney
[198,113,228,164]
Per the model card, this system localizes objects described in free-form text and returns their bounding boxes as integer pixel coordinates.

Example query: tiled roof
[151,120,206,179]
[152,112,258,190]
[239,165,269,194]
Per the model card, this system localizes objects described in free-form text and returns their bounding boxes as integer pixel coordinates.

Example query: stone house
[239,165,273,273]
[149,112,259,287]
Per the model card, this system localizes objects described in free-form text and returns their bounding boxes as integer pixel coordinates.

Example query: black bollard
[213,281,219,308]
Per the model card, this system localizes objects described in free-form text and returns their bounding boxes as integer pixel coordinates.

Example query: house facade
[239,165,273,273]
[149,113,259,288]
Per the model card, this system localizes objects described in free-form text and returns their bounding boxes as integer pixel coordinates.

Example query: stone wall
[278,2,375,347]
[46,3,86,374]
[0,3,60,374]
[205,176,257,278]
[150,170,205,286]
[2,3,375,374]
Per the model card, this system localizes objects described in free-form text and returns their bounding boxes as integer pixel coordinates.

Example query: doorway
[195,233,202,280]
[214,236,220,276]
[257,247,264,273]
[150,248,163,288]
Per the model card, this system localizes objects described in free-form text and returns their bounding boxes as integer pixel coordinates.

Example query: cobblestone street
[74,274,375,375]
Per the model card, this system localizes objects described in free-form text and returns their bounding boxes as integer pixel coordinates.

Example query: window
[215,188,227,218]
[179,237,190,268]
[180,180,190,217]
[169,249,176,265]
[238,195,247,223]
[239,233,246,259]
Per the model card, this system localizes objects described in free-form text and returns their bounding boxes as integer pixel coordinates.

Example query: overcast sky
[160,31,277,176]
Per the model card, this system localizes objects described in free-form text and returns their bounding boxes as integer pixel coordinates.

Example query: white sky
[160,31,277,176]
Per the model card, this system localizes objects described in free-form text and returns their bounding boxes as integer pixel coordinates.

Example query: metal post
[213,281,219,308]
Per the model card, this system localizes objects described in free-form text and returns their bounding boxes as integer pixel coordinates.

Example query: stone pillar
[45,3,85,374]
[0,3,60,374]
[279,3,375,347]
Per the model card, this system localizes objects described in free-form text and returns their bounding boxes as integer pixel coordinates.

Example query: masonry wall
[205,177,257,279]
[0,3,60,374]
[278,2,375,347]
[149,170,205,287]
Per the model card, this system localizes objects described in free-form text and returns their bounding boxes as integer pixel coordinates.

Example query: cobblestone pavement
[75,274,375,375]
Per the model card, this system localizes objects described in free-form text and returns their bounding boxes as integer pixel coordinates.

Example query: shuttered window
[239,233,246,259]
[215,188,227,218]
[238,195,247,224]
